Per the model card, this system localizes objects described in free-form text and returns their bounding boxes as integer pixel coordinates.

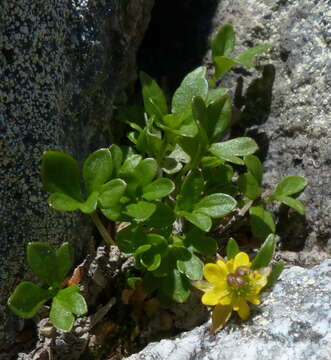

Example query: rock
[204,0,331,263]
[125,259,331,360]
[0,0,154,350]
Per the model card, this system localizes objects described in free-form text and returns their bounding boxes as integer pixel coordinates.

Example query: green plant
[8,24,307,331]
[8,243,87,332]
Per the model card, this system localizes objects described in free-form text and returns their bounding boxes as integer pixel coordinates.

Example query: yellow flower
[201,252,268,332]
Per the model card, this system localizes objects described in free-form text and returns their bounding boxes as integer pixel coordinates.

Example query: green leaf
[48,193,81,212]
[181,211,212,232]
[144,203,175,228]
[142,178,175,200]
[83,148,112,195]
[238,172,262,200]
[27,243,57,286]
[162,157,183,174]
[55,285,87,316]
[177,253,203,281]
[277,196,305,215]
[138,234,168,271]
[209,137,259,164]
[264,262,284,290]
[183,227,217,256]
[206,88,229,105]
[244,155,263,184]
[109,144,123,177]
[146,234,168,256]
[203,165,233,189]
[201,156,224,168]
[136,127,164,159]
[50,297,75,332]
[127,277,142,289]
[236,44,271,67]
[172,67,208,113]
[140,71,168,120]
[206,96,232,140]
[79,191,99,213]
[271,176,308,197]
[212,24,235,59]
[125,201,156,221]
[212,56,237,81]
[27,242,74,286]
[162,111,199,138]
[98,179,127,208]
[55,243,74,284]
[251,233,276,269]
[249,205,275,239]
[117,225,147,254]
[176,170,204,211]
[118,154,142,177]
[133,158,158,186]
[8,282,50,318]
[141,252,161,271]
[194,193,237,218]
[41,151,82,201]
[160,269,191,303]
[226,237,240,260]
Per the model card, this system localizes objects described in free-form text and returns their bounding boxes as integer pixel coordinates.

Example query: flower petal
[233,252,251,270]
[201,286,228,305]
[211,305,232,333]
[236,300,250,320]
[247,295,261,305]
[219,294,232,305]
[204,263,227,285]
[216,259,230,274]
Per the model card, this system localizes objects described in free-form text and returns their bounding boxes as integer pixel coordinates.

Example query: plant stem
[90,211,116,246]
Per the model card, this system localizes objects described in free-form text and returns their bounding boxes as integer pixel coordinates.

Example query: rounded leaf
[41,151,82,201]
[181,211,212,232]
[48,193,81,212]
[238,172,262,200]
[273,176,308,197]
[133,158,158,186]
[142,178,175,201]
[125,201,156,221]
[249,205,275,239]
[194,193,237,218]
[172,67,208,113]
[55,285,87,316]
[83,148,112,195]
[8,282,50,319]
[226,237,240,260]
[177,253,204,281]
[50,297,75,332]
[252,234,276,269]
[210,137,258,159]
[212,24,235,59]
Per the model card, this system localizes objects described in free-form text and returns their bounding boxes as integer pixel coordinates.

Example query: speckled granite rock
[205,0,330,263]
[126,259,331,360]
[0,0,153,350]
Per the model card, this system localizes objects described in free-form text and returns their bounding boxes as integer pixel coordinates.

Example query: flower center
[226,266,254,298]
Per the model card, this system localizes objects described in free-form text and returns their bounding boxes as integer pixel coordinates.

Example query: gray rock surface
[206,0,331,263]
[126,259,331,360]
[0,0,153,350]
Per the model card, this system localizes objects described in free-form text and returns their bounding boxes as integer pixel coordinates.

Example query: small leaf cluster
[8,24,308,331]
[40,24,306,303]
[42,146,175,224]
[210,24,271,84]
[8,243,87,332]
